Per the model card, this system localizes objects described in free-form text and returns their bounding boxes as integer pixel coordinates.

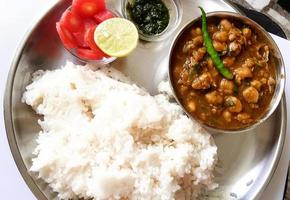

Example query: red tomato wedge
[84,26,100,51]
[73,19,97,48]
[93,10,115,24]
[56,22,77,49]
[73,31,88,47]
[72,0,106,18]
[76,48,106,60]
[83,18,97,30]
[84,27,108,57]
[60,9,84,33]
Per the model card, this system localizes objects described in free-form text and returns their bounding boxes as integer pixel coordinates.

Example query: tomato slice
[76,48,106,60]
[73,19,97,48]
[83,18,97,30]
[84,25,100,52]
[93,10,115,24]
[72,0,106,18]
[60,9,84,33]
[84,26,108,59]
[73,31,88,47]
[56,22,77,49]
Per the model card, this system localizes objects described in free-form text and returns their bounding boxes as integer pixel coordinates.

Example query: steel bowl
[168,11,286,133]
[121,0,183,42]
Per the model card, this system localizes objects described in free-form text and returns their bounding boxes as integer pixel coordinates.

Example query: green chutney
[126,0,170,36]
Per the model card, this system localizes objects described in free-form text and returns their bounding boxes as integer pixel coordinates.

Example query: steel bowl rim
[168,11,286,134]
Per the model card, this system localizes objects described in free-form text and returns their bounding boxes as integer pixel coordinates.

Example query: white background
[0,0,289,199]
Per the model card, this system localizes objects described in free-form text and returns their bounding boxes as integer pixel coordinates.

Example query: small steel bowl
[168,11,286,133]
[121,0,182,42]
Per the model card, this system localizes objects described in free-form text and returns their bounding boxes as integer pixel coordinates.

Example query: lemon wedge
[94,18,139,57]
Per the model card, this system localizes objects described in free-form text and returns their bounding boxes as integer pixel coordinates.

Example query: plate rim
[3,0,287,199]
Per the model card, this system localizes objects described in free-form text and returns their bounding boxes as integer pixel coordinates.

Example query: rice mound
[22,62,217,200]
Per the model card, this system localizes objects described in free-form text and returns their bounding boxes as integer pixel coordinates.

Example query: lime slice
[94,18,139,57]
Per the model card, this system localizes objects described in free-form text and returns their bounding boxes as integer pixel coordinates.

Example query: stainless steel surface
[286,166,290,199]
[168,12,286,133]
[3,0,286,200]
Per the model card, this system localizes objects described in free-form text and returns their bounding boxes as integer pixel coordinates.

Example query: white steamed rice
[22,62,217,200]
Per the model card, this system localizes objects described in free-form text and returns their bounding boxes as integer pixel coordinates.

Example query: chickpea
[192,35,203,47]
[222,110,232,122]
[191,27,202,37]
[263,45,269,59]
[219,79,235,95]
[179,69,189,84]
[213,40,227,52]
[223,56,236,68]
[206,58,218,77]
[220,19,232,31]
[187,100,196,112]
[225,96,242,113]
[184,36,203,53]
[251,80,262,90]
[257,45,270,62]
[228,28,242,41]
[268,77,276,93]
[268,77,276,86]
[183,41,193,53]
[213,31,228,42]
[236,113,252,124]
[240,35,247,46]
[229,41,242,56]
[258,69,269,78]
[242,58,255,69]
[192,47,207,62]
[243,86,259,103]
[234,66,253,84]
[260,78,267,85]
[205,91,223,105]
[191,73,213,90]
[242,27,252,39]
[228,33,236,42]
[211,107,218,114]
[195,27,202,35]
[207,58,214,68]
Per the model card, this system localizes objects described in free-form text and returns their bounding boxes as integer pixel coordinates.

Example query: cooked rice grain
[22,62,217,200]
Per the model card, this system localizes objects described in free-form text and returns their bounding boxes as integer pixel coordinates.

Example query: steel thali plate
[4,0,286,199]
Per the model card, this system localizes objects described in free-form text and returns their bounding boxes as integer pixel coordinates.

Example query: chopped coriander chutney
[126,0,170,36]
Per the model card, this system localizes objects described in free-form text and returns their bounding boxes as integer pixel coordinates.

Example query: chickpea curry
[171,16,276,130]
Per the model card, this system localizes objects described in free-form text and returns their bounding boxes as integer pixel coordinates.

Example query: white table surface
[0,0,289,199]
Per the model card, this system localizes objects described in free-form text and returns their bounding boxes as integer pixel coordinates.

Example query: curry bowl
[168,11,285,133]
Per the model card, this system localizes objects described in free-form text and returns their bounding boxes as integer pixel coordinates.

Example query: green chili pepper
[199,7,233,79]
